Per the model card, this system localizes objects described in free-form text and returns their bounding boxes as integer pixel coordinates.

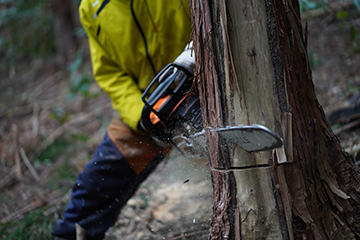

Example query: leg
[52,117,167,240]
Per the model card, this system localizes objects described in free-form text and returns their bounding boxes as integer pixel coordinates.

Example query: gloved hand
[174,41,195,74]
[173,41,195,84]
[159,41,195,84]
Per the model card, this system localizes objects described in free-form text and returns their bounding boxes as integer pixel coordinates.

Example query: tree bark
[189,0,360,239]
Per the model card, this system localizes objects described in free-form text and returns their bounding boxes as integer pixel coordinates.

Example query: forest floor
[0,6,360,240]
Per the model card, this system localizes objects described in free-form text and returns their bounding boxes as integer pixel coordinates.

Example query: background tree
[0,0,80,76]
[190,0,360,239]
[51,0,79,66]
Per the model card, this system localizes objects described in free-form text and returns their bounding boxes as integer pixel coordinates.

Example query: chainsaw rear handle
[141,63,194,142]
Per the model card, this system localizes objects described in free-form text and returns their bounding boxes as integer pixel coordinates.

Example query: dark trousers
[52,116,166,240]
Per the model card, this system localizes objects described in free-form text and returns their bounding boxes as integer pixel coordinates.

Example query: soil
[0,7,359,240]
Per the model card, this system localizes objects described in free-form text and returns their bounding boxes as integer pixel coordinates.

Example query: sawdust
[151,181,207,221]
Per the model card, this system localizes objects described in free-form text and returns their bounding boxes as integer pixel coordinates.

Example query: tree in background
[51,0,78,66]
[190,0,360,239]
[0,0,80,76]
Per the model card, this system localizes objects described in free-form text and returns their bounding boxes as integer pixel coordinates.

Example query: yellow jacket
[79,0,192,131]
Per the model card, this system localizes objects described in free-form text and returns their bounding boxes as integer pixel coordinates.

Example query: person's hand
[158,41,195,84]
[174,41,195,74]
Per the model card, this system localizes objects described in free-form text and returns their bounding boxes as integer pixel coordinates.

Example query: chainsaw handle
[141,63,194,142]
[140,63,176,141]
[141,63,192,107]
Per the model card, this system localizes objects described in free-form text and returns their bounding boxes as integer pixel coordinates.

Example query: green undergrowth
[0,209,56,240]
[0,139,81,239]
[36,138,72,166]
[36,133,90,166]
[45,160,78,191]
[36,135,89,189]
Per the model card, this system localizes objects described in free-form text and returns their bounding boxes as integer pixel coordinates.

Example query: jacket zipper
[94,0,110,36]
[130,0,157,76]
[93,0,110,20]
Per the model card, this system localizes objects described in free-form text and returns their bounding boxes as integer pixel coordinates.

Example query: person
[52,0,193,239]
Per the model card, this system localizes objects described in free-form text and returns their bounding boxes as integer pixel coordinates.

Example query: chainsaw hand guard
[141,63,201,143]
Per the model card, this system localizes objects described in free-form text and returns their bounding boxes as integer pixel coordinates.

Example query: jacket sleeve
[79,3,144,131]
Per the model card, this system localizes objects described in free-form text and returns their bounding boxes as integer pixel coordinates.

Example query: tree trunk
[189,0,360,239]
[51,0,78,66]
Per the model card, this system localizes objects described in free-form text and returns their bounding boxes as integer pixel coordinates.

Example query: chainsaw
[141,63,283,155]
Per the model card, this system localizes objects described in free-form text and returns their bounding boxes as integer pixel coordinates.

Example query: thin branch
[31,102,40,137]
[133,206,152,240]
[33,112,94,157]
[0,167,17,189]
[19,145,40,182]
[0,199,46,223]
[345,144,360,156]
[12,124,22,180]
[28,71,63,100]
[42,188,72,216]
[333,119,360,135]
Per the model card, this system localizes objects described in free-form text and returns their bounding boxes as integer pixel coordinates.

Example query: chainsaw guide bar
[189,124,283,153]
